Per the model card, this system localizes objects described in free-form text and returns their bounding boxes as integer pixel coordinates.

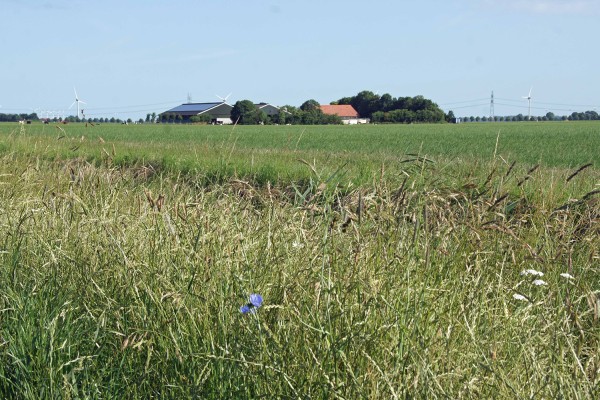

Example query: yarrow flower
[532,279,547,286]
[513,293,529,302]
[240,293,263,314]
[521,269,544,277]
[560,273,574,280]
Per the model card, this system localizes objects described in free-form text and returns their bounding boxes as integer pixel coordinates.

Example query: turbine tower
[523,87,532,120]
[69,87,87,118]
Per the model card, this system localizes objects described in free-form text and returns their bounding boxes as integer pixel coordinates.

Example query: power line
[0,100,182,115]
[451,103,489,110]
[495,97,598,109]
[86,100,183,111]
[439,98,489,106]
[495,97,527,103]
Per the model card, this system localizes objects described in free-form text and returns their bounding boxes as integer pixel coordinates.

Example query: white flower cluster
[513,269,575,303]
[521,269,544,277]
[513,293,528,302]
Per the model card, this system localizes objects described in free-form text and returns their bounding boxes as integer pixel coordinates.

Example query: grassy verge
[0,144,598,397]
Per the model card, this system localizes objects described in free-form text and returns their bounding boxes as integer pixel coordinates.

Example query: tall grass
[0,144,598,398]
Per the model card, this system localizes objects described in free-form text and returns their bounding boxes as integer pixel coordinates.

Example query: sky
[1,0,599,120]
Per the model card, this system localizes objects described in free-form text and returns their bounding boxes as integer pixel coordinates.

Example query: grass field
[1,121,599,186]
[0,121,598,398]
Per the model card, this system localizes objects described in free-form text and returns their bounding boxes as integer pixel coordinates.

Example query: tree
[276,109,287,125]
[300,99,320,112]
[379,93,394,112]
[301,108,323,125]
[445,110,456,123]
[231,100,267,125]
[351,90,380,118]
[298,100,325,124]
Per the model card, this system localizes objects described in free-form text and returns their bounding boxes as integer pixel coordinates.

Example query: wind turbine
[69,88,86,118]
[216,93,231,103]
[522,87,532,120]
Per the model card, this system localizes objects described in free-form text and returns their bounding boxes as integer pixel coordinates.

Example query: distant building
[255,103,283,117]
[319,104,367,124]
[161,102,233,124]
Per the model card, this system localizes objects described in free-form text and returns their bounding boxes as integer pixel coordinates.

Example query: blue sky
[1,0,599,120]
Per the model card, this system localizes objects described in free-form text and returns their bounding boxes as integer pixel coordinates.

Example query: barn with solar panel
[161,102,234,124]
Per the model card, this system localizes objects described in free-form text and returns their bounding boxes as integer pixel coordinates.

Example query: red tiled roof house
[319,105,367,124]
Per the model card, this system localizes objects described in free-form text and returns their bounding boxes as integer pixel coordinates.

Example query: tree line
[333,90,446,123]
[459,110,600,122]
[0,112,145,124]
[0,113,38,122]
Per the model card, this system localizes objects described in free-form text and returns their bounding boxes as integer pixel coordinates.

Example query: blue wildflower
[249,294,263,308]
[240,293,263,314]
[240,305,252,314]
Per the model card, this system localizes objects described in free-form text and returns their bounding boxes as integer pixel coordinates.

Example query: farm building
[161,102,233,124]
[319,104,367,124]
[255,103,285,117]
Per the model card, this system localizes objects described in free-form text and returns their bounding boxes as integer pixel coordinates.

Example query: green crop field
[0,121,598,398]
[1,121,599,184]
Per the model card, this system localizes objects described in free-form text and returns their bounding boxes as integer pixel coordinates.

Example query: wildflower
[560,273,574,280]
[532,279,547,286]
[513,293,528,302]
[240,305,252,314]
[521,269,544,277]
[240,293,263,314]
[249,293,263,308]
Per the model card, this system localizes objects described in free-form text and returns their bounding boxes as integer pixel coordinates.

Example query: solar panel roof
[165,102,223,113]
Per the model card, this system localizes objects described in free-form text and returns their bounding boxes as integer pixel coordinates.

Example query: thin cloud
[481,0,599,14]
